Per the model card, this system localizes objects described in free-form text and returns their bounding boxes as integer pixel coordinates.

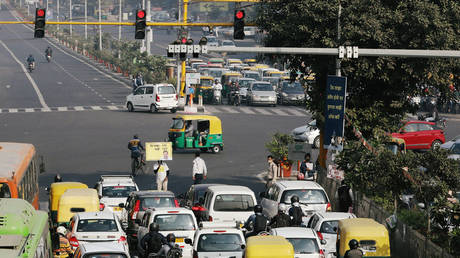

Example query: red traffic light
[37,9,45,17]
[181,37,187,44]
[137,10,145,19]
[235,10,244,20]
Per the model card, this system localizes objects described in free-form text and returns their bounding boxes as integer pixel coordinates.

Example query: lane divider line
[0,40,49,109]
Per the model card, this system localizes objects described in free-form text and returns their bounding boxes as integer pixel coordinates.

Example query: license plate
[261,96,268,98]
[175,238,184,243]
[112,207,122,211]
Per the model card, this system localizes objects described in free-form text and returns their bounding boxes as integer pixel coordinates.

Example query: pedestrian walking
[336,180,354,213]
[266,155,278,188]
[192,151,207,184]
[153,160,169,191]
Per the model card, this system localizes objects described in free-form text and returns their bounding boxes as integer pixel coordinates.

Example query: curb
[177,105,206,113]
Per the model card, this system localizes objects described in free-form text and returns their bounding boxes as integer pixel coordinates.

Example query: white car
[137,208,197,258]
[269,227,326,258]
[291,120,321,148]
[306,212,357,257]
[95,175,138,218]
[203,185,257,224]
[221,40,236,47]
[206,36,219,47]
[74,242,130,258]
[126,84,178,113]
[441,135,460,150]
[260,180,331,221]
[447,140,460,161]
[193,222,246,258]
[68,212,128,250]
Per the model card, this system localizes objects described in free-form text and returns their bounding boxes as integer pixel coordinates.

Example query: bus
[0,142,41,209]
[0,198,53,258]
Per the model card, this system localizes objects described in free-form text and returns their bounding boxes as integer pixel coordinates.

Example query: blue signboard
[324,75,347,149]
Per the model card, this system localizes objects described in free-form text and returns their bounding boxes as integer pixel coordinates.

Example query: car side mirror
[321,239,327,245]
[118,203,125,208]
[39,156,46,174]
[184,238,193,245]
[241,244,246,249]
[45,187,49,192]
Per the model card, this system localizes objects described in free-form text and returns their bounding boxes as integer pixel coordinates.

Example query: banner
[324,75,347,149]
[327,164,344,182]
[146,142,173,161]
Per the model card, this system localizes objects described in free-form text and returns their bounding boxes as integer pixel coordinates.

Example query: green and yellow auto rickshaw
[168,115,224,153]
[194,76,214,104]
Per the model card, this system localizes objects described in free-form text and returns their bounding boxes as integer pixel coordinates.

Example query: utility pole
[46,0,48,14]
[180,0,189,97]
[69,0,72,36]
[57,0,59,31]
[141,0,145,52]
[176,0,182,94]
[84,0,87,40]
[98,0,102,51]
[146,0,151,55]
[118,0,122,58]
[336,1,341,76]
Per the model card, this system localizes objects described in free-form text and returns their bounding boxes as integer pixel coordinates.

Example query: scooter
[229,90,241,106]
[213,89,222,104]
[46,54,51,62]
[27,62,34,73]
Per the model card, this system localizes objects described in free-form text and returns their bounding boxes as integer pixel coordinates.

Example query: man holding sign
[145,142,173,191]
[153,160,170,191]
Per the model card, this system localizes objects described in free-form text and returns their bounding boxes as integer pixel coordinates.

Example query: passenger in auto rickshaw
[198,120,210,146]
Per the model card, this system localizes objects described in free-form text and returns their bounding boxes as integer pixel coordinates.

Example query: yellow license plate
[175,238,184,243]
[113,207,122,211]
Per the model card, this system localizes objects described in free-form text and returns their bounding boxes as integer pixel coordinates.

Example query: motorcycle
[46,54,51,62]
[418,112,447,129]
[213,89,222,104]
[228,90,241,106]
[27,62,34,73]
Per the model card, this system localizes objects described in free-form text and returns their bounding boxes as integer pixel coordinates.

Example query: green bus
[0,198,53,258]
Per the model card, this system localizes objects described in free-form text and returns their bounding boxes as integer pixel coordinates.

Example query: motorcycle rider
[212,79,222,104]
[288,195,305,226]
[229,81,240,105]
[26,54,35,69]
[128,134,145,164]
[270,203,292,228]
[344,239,364,258]
[140,223,166,258]
[45,46,52,59]
[53,226,73,258]
[244,204,269,237]
[156,233,182,258]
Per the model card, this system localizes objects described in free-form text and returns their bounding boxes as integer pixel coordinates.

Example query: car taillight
[118,236,127,242]
[131,200,140,220]
[319,249,325,258]
[156,94,160,102]
[174,199,180,207]
[175,94,178,101]
[99,203,105,211]
[326,203,332,212]
[317,231,324,240]
[208,215,213,222]
[192,206,206,211]
[69,236,79,248]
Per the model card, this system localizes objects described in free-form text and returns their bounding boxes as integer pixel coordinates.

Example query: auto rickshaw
[168,115,223,153]
[245,236,294,258]
[194,76,214,104]
[221,72,242,97]
[244,58,257,66]
[337,218,391,258]
[49,182,88,226]
[57,188,100,227]
[208,58,225,67]
[265,70,284,78]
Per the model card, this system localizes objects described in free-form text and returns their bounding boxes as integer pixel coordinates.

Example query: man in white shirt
[192,152,207,184]
[153,160,169,191]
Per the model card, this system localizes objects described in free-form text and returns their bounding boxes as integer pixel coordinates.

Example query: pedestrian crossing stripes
[0,105,309,117]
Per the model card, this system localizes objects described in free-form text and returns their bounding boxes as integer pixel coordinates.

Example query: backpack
[290,206,303,226]
[275,213,291,228]
[253,214,268,233]
[146,233,163,254]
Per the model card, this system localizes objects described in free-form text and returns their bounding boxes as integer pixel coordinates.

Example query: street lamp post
[118,0,122,58]
[84,0,87,40]
[69,0,72,36]
[57,0,59,31]
[98,0,102,51]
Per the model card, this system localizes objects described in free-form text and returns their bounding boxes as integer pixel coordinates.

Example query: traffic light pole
[180,0,189,98]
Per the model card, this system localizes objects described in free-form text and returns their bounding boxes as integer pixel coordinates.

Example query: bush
[398,209,427,232]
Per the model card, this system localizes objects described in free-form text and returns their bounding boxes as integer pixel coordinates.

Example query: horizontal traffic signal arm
[0,21,256,26]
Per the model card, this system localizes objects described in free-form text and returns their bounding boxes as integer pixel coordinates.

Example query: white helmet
[57,226,67,235]
[278,203,287,212]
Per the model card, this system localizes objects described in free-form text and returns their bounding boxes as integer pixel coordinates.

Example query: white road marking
[0,40,49,109]
[271,108,288,116]
[107,106,118,110]
[74,106,84,111]
[289,108,306,116]
[42,108,51,112]
[255,108,272,115]
[57,107,68,111]
[204,106,218,113]
[57,81,63,85]
[239,107,256,114]
[219,106,239,113]
[91,106,102,110]
[6,85,11,88]
[25,108,34,112]
[9,108,18,113]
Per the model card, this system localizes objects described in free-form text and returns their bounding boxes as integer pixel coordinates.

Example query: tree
[256,0,460,139]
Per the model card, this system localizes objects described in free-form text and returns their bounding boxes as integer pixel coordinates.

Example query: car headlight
[253,95,260,100]
[282,92,288,97]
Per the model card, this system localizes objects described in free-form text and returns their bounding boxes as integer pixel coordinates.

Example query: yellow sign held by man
[146,142,173,161]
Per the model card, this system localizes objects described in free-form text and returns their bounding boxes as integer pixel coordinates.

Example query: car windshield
[207,37,217,43]
[0,183,11,198]
[450,143,460,154]
[245,73,260,80]
[197,233,244,252]
[320,220,339,234]
[269,73,282,77]
[141,197,176,210]
[213,194,255,211]
[77,219,118,232]
[307,120,317,130]
[281,189,328,204]
[252,84,272,91]
[158,86,175,95]
[223,42,234,46]
[102,186,137,198]
[83,255,127,258]
[282,83,303,93]
[286,238,320,254]
[154,214,195,231]
[171,119,184,129]
[238,80,253,88]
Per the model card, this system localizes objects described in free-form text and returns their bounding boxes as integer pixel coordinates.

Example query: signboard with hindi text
[146,142,173,161]
[324,75,347,149]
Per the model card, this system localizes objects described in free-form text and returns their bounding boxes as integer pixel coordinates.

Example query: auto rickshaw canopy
[57,188,99,224]
[172,115,222,135]
[49,182,88,211]
[245,236,294,258]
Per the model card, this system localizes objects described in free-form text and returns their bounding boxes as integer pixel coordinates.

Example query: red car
[391,121,445,150]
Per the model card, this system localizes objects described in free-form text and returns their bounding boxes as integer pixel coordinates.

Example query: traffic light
[233,10,245,40]
[135,9,146,39]
[179,36,187,61]
[167,40,180,58]
[34,8,46,38]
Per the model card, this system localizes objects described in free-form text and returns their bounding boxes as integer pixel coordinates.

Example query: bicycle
[131,152,145,176]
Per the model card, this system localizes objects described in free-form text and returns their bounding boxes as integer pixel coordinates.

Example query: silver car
[291,120,321,148]
[246,81,277,106]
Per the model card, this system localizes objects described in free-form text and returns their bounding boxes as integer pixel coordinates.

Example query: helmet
[254,204,263,213]
[149,222,159,232]
[278,203,287,212]
[291,195,299,203]
[54,174,62,183]
[166,233,176,243]
[133,134,138,139]
[57,226,67,235]
[349,239,359,249]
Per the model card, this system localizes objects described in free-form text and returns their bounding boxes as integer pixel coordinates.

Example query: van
[126,84,178,113]
[203,185,257,223]
[57,188,100,227]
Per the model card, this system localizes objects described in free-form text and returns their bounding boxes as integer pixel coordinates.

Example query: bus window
[0,183,11,198]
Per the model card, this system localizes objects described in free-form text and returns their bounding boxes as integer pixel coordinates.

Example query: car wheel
[313,136,320,149]
[150,104,158,113]
[127,102,134,112]
[211,145,221,154]
[170,108,177,113]
[431,140,442,149]
[272,104,277,107]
